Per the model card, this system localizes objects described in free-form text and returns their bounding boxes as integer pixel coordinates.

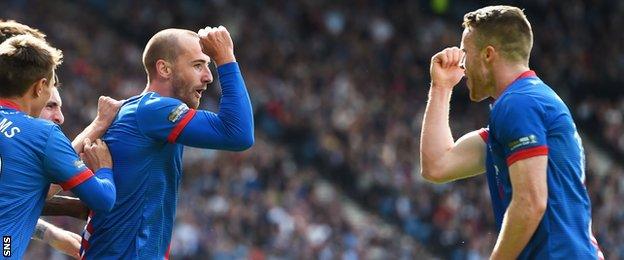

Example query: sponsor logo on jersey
[508,134,537,150]
[74,160,86,169]
[168,104,189,123]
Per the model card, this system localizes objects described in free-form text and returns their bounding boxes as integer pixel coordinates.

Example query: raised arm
[72,96,123,153]
[174,62,254,150]
[167,26,253,150]
[420,47,485,183]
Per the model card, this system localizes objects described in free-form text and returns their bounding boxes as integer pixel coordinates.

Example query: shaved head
[142,28,197,82]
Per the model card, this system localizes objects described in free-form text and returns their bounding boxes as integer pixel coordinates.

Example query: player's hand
[81,138,112,171]
[198,25,236,66]
[95,96,123,126]
[430,47,465,89]
[45,225,81,259]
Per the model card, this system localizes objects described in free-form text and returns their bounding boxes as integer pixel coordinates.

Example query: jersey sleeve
[42,125,93,190]
[478,127,489,143]
[137,62,254,151]
[135,96,197,142]
[492,94,549,166]
[176,62,254,150]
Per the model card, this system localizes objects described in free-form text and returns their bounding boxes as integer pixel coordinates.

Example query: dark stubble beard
[171,73,199,109]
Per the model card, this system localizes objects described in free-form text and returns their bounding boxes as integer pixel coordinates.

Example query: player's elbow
[91,193,116,213]
[241,135,255,150]
[420,161,450,184]
[420,169,449,184]
[89,184,116,213]
[227,133,254,151]
[239,134,255,151]
[528,196,547,218]
[515,192,547,220]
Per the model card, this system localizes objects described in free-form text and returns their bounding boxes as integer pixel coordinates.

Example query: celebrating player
[0,20,123,258]
[0,35,116,259]
[81,26,253,258]
[419,5,603,259]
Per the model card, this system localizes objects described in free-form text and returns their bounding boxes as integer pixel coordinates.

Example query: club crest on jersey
[168,104,189,123]
[74,159,86,169]
[508,134,537,150]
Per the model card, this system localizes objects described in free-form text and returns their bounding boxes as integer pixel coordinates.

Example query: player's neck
[143,80,173,97]
[492,63,531,99]
[0,97,35,115]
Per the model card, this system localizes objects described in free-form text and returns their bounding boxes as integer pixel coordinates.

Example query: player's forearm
[71,168,116,213]
[490,198,545,259]
[33,219,81,259]
[42,195,89,220]
[71,119,109,153]
[32,219,50,241]
[420,85,455,177]
[214,62,254,150]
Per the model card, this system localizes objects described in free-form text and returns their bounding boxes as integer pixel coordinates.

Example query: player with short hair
[0,35,116,259]
[39,83,64,124]
[0,19,46,43]
[81,26,253,259]
[0,19,123,258]
[420,5,603,259]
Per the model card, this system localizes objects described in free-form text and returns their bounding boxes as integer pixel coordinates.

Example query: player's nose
[202,69,213,84]
[53,111,65,125]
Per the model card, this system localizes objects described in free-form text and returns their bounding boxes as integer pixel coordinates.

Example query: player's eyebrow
[46,101,60,107]
[191,59,208,64]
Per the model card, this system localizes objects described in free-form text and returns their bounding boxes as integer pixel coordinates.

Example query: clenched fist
[95,95,123,126]
[430,47,465,89]
[81,138,112,172]
[198,25,236,66]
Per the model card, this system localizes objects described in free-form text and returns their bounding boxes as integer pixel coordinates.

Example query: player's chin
[189,98,201,109]
[469,91,488,102]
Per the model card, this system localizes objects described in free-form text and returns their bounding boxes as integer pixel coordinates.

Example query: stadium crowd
[1,0,622,258]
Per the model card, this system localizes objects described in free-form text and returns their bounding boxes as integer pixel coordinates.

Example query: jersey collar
[505,70,538,93]
[0,100,22,111]
[515,70,536,80]
[491,70,538,107]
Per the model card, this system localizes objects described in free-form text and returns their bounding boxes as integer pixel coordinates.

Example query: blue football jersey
[479,71,603,259]
[82,62,253,259]
[0,100,95,259]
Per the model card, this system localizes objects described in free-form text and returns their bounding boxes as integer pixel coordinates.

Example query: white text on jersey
[0,118,20,138]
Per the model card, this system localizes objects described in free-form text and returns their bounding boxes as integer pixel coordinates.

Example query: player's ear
[155,59,173,79]
[483,45,496,63]
[31,77,48,98]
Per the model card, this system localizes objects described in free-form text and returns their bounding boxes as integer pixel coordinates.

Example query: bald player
[81,26,253,259]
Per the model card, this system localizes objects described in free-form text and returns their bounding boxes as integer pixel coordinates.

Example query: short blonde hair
[463,5,533,64]
[0,35,63,97]
[0,20,46,43]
